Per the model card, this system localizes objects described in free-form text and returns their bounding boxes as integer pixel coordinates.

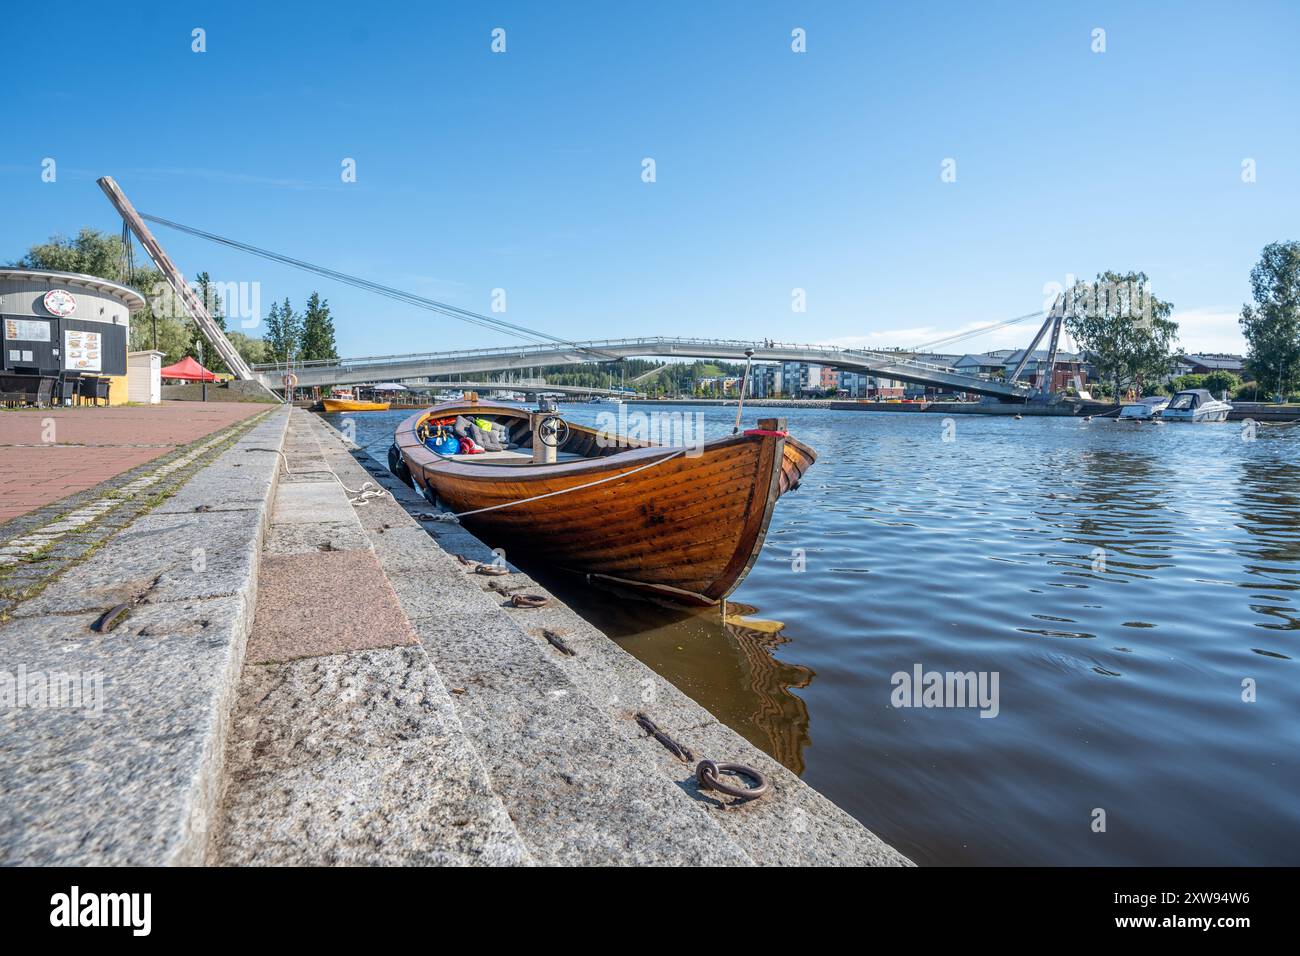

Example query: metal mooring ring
[696,760,770,801]
[509,593,551,608]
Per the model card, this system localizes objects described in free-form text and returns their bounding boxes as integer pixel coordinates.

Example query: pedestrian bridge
[386,380,631,398]
[256,337,1034,400]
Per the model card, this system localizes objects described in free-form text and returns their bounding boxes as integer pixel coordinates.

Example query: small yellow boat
[322,398,391,413]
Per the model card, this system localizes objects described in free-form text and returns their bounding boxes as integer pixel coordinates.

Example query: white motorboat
[1160,388,1233,422]
[1117,396,1170,421]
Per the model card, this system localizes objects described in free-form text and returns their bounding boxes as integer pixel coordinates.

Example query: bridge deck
[257,337,1033,400]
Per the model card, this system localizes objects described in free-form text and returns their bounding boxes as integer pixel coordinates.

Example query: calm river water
[345,402,1300,865]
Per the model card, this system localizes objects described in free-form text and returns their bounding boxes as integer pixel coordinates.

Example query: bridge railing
[252,336,1033,394]
[255,335,971,374]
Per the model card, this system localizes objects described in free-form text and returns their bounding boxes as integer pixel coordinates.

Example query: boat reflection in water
[532,565,815,774]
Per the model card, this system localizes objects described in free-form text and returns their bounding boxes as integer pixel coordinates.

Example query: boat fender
[387,444,413,487]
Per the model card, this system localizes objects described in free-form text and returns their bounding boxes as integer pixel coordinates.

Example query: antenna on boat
[733,348,755,434]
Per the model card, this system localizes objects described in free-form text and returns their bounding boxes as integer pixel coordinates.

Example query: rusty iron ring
[509,593,551,608]
[473,564,510,576]
[696,760,770,801]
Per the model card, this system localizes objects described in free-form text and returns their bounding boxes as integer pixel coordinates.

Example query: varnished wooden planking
[393,402,817,604]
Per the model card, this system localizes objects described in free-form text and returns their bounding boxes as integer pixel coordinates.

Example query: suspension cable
[908,310,1047,353]
[138,213,620,362]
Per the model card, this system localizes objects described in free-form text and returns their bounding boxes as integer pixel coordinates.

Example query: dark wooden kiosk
[0,269,144,407]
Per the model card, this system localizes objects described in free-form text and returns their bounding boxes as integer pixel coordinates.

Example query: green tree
[1063,270,1179,398]
[14,227,184,361]
[1201,370,1240,397]
[9,227,272,368]
[13,227,125,279]
[299,292,338,361]
[1239,241,1300,401]
[185,272,229,372]
[225,330,268,366]
[263,297,301,364]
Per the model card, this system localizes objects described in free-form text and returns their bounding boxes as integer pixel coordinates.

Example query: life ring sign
[282,373,298,389]
[43,289,77,317]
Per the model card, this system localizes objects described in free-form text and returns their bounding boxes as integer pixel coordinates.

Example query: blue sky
[3,1,1297,357]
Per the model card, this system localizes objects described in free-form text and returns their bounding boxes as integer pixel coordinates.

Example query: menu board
[64,329,102,372]
[4,319,51,342]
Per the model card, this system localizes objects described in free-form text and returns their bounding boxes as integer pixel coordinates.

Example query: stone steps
[0,408,289,865]
[327,415,912,866]
[304,415,754,865]
[209,413,530,866]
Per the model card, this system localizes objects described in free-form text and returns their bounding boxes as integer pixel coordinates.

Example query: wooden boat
[322,398,391,413]
[388,399,816,605]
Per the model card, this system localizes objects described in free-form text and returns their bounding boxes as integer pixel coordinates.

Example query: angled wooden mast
[97,176,256,381]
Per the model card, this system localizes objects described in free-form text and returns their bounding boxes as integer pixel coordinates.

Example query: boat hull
[394,404,816,605]
[323,399,391,413]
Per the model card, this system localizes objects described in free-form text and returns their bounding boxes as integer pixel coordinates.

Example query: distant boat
[1160,389,1232,423]
[1117,396,1169,421]
[322,398,390,413]
[388,398,816,605]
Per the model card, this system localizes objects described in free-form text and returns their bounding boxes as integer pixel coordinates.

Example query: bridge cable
[138,213,621,362]
[908,310,1047,354]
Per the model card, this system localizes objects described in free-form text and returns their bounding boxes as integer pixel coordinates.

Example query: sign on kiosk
[64,329,102,372]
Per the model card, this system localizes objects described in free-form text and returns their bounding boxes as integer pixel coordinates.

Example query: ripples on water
[352,404,1300,865]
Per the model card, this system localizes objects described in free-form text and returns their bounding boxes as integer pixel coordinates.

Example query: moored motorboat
[388,398,816,605]
[1117,396,1170,421]
[1160,388,1233,422]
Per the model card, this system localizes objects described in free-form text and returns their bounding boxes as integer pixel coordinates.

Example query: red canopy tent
[159,356,220,382]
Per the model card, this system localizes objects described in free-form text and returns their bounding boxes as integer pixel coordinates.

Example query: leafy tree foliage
[263,298,302,365]
[1062,270,1179,397]
[1239,241,1300,400]
[299,292,339,361]
[10,228,267,369]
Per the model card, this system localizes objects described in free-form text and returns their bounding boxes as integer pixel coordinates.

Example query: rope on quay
[246,447,292,476]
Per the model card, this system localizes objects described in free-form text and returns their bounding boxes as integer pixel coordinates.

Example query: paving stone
[271,481,359,526]
[9,510,265,617]
[0,597,250,865]
[0,407,290,866]
[212,647,530,866]
[264,520,370,555]
[245,550,418,664]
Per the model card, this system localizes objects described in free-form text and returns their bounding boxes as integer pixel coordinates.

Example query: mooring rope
[425,449,686,521]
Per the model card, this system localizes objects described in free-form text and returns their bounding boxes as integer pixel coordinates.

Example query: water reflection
[534,572,815,774]
[347,406,1300,865]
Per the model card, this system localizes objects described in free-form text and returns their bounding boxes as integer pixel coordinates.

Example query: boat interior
[413,405,655,466]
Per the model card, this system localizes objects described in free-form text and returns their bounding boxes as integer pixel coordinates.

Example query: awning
[160,356,219,381]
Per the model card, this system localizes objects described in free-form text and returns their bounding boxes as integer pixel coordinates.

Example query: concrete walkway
[0,407,289,864]
[0,404,911,866]
[211,410,911,866]
[211,411,529,865]
[0,402,269,521]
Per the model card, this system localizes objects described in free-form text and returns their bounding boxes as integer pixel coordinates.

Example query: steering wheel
[537,416,569,448]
